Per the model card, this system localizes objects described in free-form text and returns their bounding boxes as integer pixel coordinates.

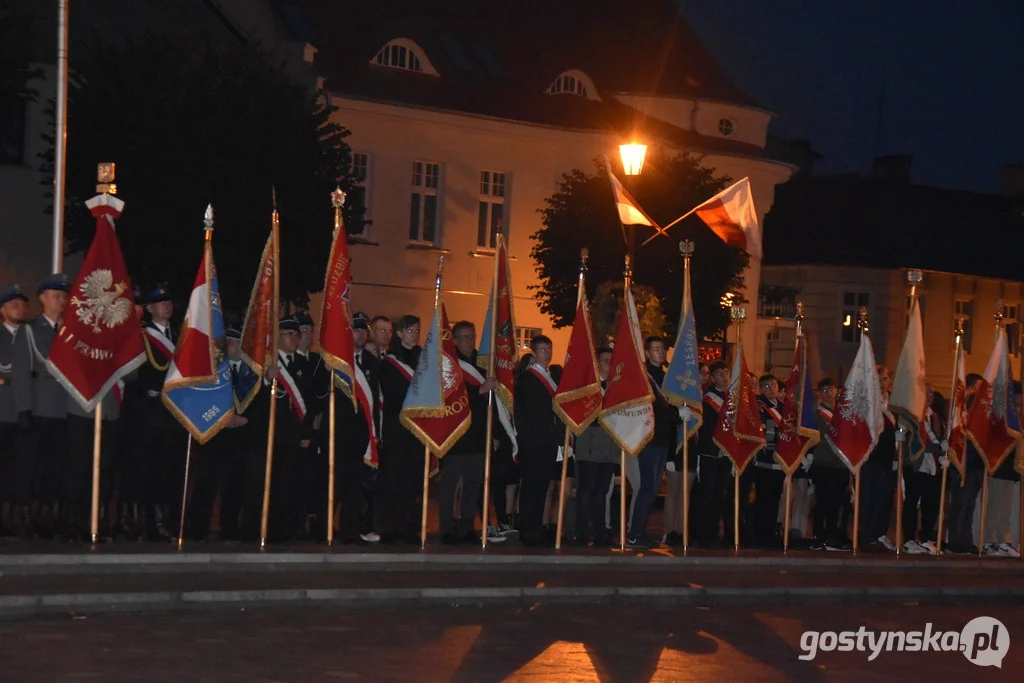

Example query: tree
[531,152,748,341]
[590,282,666,348]
[45,30,364,314]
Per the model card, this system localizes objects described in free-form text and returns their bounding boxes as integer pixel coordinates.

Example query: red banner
[318,202,357,408]
[554,288,602,435]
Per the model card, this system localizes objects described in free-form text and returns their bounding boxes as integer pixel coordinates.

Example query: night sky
[682,1,1024,194]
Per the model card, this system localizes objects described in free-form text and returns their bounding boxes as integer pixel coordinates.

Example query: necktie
[53,321,59,333]
[230,363,239,384]
[286,355,294,372]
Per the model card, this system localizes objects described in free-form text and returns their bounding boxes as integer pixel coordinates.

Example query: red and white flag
[946,340,968,479]
[354,362,378,466]
[553,275,602,435]
[965,327,1021,474]
[826,332,884,473]
[318,191,357,410]
[599,285,654,456]
[694,178,761,259]
[49,194,145,411]
[713,345,766,472]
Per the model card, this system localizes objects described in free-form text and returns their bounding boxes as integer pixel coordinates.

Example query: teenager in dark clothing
[859,366,898,552]
[694,360,732,549]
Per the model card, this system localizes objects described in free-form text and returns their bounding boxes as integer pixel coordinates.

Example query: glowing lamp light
[843,314,852,327]
[618,143,648,176]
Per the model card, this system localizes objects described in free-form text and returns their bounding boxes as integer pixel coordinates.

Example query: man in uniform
[24,273,70,538]
[0,285,32,537]
[694,360,733,549]
[752,374,786,549]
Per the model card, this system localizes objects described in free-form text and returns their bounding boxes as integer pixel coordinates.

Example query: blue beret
[279,316,300,332]
[226,327,242,340]
[1,284,29,306]
[147,283,172,303]
[37,273,69,295]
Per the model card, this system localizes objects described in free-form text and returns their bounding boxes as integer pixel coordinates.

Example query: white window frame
[840,291,870,344]
[409,160,441,245]
[349,151,372,235]
[516,326,542,351]
[545,69,601,101]
[477,170,508,249]
[370,38,440,76]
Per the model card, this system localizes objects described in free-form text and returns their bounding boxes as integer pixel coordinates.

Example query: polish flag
[965,327,1021,474]
[606,163,660,230]
[712,345,766,473]
[599,285,654,456]
[826,332,884,473]
[553,279,602,435]
[694,178,761,259]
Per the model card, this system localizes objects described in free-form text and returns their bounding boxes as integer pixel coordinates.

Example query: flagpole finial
[857,306,869,335]
[624,254,632,278]
[679,240,695,259]
[434,255,445,294]
[272,186,277,211]
[955,316,965,338]
[203,204,214,241]
[906,269,923,297]
[795,301,805,321]
[330,187,346,209]
[730,306,746,323]
[995,299,1005,326]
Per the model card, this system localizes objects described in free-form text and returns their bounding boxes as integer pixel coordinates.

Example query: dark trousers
[575,461,614,543]
[63,415,118,514]
[858,458,896,542]
[752,465,784,546]
[947,467,983,549]
[376,442,425,540]
[0,422,34,505]
[129,398,185,506]
[241,433,304,542]
[695,455,732,548]
[627,445,667,540]
[439,451,484,539]
[189,427,247,540]
[810,465,848,542]
[518,447,554,538]
[31,417,66,504]
[903,469,942,543]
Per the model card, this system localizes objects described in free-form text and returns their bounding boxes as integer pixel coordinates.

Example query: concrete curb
[3,551,1023,576]
[2,585,1023,617]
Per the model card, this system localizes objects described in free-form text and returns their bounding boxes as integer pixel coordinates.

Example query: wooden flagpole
[421,445,431,548]
[177,434,193,550]
[894,272,922,556]
[729,304,747,553]
[936,318,964,554]
[978,303,1006,557]
[783,302,806,553]
[680,241,694,554]
[325,188,345,547]
[481,238,502,548]
[619,254,634,551]
[851,306,870,555]
[259,191,281,550]
[555,249,588,550]
[89,403,103,545]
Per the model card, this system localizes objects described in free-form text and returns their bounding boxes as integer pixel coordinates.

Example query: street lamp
[618,142,647,257]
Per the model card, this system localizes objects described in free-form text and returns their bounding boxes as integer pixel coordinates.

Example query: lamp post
[618,142,647,259]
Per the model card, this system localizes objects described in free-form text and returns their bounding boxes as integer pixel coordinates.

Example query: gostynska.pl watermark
[799,617,1009,667]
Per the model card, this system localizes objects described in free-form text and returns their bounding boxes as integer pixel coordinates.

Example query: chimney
[998,164,1024,198]
[872,154,912,183]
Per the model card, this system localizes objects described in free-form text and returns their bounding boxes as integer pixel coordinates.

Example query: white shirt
[42,314,59,331]
[3,322,18,336]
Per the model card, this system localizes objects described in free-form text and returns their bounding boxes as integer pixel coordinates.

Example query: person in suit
[23,273,70,538]
[0,284,33,537]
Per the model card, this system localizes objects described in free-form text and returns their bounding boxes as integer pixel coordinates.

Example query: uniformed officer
[23,273,70,538]
[0,284,32,537]
[753,374,786,549]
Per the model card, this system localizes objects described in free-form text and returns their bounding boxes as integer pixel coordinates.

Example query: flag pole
[730,304,747,553]
[852,306,869,555]
[638,206,700,248]
[421,256,446,549]
[978,302,1005,557]
[481,238,502,549]
[619,255,633,552]
[783,302,805,553]
[51,0,70,273]
[680,240,695,554]
[260,191,281,550]
[936,319,962,554]
[326,189,345,547]
[555,249,588,550]
[89,403,103,545]
[895,271,923,556]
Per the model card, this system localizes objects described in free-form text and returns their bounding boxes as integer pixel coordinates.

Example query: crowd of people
[0,274,1020,557]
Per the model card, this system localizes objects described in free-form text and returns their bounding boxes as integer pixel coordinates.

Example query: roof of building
[763,174,1024,281]
[287,0,774,158]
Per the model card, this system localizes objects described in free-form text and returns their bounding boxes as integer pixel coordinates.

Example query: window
[545,70,600,101]
[0,99,26,165]
[1005,305,1019,356]
[477,171,507,248]
[516,326,541,351]
[718,118,735,136]
[841,292,870,343]
[758,286,797,319]
[409,161,440,244]
[349,152,371,229]
[954,299,973,353]
[370,39,439,75]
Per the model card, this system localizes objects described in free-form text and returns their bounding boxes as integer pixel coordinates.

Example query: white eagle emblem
[71,270,132,333]
[441,353,459,391]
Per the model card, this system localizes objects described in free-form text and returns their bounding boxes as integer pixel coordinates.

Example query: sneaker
[359,532,381,543]
[485,527,508,544]
[878,535,898,552]
[902,540,929,555]
[984,543,1009,557]
[998,543,1021,559]
[626,536,652,549]
[918,540,938,555]
[824,539,852,552]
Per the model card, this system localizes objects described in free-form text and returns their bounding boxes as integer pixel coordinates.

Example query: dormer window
[371,38,439,76]
[545,69,600,101]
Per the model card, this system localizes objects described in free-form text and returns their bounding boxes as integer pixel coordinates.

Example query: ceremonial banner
[826,333,884,473]
[239,229,278,412]
[162,219,235,444]
[946,342,968,479]
[661,257,703,442]
[599,285,654,456]
[774,335,820,474]
[693,178,761,259]
[49,194,145,411]
[890,296,928,457]
[553,280,602,435]
[478,233,519,427]
[400,301,471,457]
[713,345,766,472]
[965,327,1021,474]
[318,200,357,409]
[353,363,379,466]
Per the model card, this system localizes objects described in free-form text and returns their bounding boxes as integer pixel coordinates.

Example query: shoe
[918,540,938,555]
[359,532,381,543]
[485,528,508,544]
[664,531,683,547]
[626,536,652,549]
[877,535,898,552]
[809,538,827,551]
[824,539,852,552]
[495,522,517,537]
[984,543,1009,557]
[998,543,1021,559]
[902,540,929,555]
